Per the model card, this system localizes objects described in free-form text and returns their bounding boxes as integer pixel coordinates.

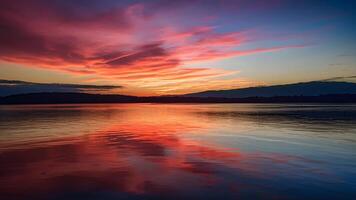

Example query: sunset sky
[0,0,355,96]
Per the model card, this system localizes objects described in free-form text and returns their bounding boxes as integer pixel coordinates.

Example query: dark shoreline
[1,93,356,105]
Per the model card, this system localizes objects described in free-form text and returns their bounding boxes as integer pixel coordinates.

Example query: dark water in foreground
[0,103,355,200]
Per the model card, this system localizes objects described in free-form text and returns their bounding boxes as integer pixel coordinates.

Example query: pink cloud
[0,0,304,95]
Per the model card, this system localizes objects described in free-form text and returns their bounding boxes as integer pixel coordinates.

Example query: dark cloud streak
[106,43,167,67]
[0,79,122,96]
[319,76,356,82]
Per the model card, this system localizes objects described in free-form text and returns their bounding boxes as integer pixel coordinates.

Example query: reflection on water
[0,104,355,199]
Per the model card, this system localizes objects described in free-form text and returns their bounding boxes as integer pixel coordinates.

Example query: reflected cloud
[0,104,355,199]
[0,122,322,199]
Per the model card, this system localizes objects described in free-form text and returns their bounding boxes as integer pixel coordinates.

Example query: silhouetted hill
[0,92,355,104]
[185,81,356,98]
[0,93,139,104]
[1,81,356,104]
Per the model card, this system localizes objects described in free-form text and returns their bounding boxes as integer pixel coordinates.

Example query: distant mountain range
[185,81,356,98]
[0,93,355,104]
[0,81,356,104]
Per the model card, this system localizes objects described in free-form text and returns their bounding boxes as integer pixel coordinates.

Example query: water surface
[0,103,355,199]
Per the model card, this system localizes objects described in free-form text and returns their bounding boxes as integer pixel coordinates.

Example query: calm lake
[0,103,355,199]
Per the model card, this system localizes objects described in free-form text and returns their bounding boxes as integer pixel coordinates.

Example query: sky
[0,0,355,96]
